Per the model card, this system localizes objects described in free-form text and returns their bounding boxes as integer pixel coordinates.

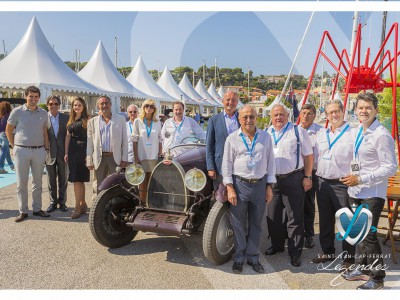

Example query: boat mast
[214,57,217,86]
[115,36,118,68]
[380,1,388,73]
[350,8,359,58]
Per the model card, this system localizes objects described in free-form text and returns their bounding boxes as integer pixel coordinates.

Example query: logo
[335,204,376,245]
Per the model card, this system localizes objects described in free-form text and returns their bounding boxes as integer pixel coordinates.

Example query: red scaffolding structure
[298,22,400,163]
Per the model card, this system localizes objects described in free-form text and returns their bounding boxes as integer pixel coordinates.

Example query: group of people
[206,90,397,290]
[3,86,398,290]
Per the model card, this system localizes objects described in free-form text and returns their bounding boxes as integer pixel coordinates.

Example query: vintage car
[89,137,234,265]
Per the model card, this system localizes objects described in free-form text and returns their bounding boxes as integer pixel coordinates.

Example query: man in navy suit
[206,91,239,189]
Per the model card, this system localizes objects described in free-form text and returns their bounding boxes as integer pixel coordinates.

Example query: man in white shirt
[299,104,323,249]
[265,103,313,267]
[126,104,138,164]
[161,101,205,154]
[313,99,355,269]
[342,92,397,290]
[222,105,275,274]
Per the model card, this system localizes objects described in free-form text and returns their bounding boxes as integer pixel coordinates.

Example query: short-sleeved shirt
[132,118,162,161]
[301,122,323,170]
[7,104,48,146]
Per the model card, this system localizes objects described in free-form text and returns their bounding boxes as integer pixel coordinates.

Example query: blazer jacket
[86,113,128,169]
[47,112,69,165]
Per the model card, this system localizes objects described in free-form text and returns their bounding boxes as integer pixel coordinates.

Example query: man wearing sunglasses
[161,101,205,154]
[45,95,69,213]
[126,104,139,164]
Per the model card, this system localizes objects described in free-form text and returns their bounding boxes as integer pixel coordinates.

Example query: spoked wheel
[89,186,139,248]
[202,201,234,264]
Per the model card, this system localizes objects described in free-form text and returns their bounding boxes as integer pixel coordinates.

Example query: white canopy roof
[0,17,101,97]
[207,82,223,105]
[78,41,148,99]
[266,95,282,110]
[217,85,226,98]
[178,73,208,106]
[297,93,310,111]
[195,79,223,108]
[126,55,175,102]
[157,66,197,105]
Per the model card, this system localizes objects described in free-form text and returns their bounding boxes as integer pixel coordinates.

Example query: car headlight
[184,168,206,192]
[125,164,145,186]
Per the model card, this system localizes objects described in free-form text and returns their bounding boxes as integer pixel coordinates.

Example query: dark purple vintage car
[89,137,234,264]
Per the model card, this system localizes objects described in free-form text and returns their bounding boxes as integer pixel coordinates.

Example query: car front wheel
[89,186,139,248]
[202,201,234,264]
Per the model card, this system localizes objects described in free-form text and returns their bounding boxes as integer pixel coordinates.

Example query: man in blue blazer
[206,91,239,189]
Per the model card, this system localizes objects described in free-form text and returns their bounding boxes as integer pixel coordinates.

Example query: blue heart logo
[335,204,375,246]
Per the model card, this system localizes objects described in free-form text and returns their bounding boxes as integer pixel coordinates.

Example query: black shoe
[265,246,284,255]
[46,204,57,213]
[15,213,28,222]
[342,269,370,281]
[312,253,335,263]
[247,261,265,273]
[33,210,50,218]
[59,204,68,212]
[290,256,301,267]
[356,279,384,290]
[232,262,243,274]
[304,236,314,248]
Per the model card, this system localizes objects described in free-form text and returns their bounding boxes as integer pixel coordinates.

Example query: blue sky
[0,9,399,76]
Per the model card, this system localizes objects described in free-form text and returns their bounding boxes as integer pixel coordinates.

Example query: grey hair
[324,99,344,112]
[127,104,139,111]
[271,103,290,115]
[239,104,257,116]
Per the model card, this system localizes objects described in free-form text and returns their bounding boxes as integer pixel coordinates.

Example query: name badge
[322,150,332,161]
[246,157,256,169]
[145,142,152,147]
[350,160,361,175]
[273,147,279,156]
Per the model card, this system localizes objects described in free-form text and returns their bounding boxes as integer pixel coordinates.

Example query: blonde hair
[67,97,90,128]
[139,99,158,122]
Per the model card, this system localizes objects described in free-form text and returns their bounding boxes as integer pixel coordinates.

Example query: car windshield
[169,137,205,158]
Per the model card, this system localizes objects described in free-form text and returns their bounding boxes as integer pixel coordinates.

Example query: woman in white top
[132,99,162,202]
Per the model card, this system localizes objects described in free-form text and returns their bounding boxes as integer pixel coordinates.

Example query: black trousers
[349,197,386,281]
[267,171,304,258]
[316,177,355,263]
[304,170,317,237]
[46,156,68,205]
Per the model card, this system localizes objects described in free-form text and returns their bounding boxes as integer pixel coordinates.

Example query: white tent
[178,73,207,112]
[297,93,310,111]
[126,55,175,103]
[157,66,197,106]
[195,79,222,109]
[266,95,282,111]
[0,17,101,102]
[217,85,226,98]
[207,82,223,106]
[78,41,150,114]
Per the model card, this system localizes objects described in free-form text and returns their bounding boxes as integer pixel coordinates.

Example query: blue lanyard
[271,122,290,146]
[354,127,364,158]
[240,131,259,156]
[326,123,349,150]
[174,117,185,133]
[128,122,133,134]
[145,120,153,138]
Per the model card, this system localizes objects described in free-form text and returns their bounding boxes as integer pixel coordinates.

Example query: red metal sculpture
[298,22,400,162]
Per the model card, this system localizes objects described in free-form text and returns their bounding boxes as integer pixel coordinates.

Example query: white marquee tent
[0,17,101,104]
[178,73,207,113]
[207,82,223,106]
[195,79,222,109]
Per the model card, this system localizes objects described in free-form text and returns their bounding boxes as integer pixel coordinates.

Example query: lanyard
[326,123,349,150]
[145,120,153,138]
[271,122,290,146]
[128,122,133,134]
[240,131,259,156]
[354,127,364,158]
[174,117,185,133]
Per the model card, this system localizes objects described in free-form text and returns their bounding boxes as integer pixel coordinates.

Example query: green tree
[379,74,400,132]
[172,66,193,82]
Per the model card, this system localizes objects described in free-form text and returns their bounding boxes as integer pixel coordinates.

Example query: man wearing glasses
[86,96,128,193]
[161,101,205,154]
[6,86,50,222]
[126,104,139,164]
[299,104,323,249]
[45,95,69,213]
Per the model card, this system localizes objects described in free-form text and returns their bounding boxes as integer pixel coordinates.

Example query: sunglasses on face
[129,111,138,114]
[144,104,155,109]
[48,103,59,106]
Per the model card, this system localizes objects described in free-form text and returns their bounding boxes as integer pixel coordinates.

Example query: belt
[320,177,341,183]
[15,145,44,149]
[234,175,263,184]
[102,152,113,156]
[276,167,304,179]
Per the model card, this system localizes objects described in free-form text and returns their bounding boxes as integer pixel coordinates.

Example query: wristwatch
[304,175,312,180]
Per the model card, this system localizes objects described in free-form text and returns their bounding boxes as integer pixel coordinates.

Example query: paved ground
[0,172,399,295]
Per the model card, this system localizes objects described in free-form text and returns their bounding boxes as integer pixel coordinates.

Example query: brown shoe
[71,208,81,219]
[15,213,28,222]
[312,253,335,263]
[33,210,50,217]
[80,203,88,215]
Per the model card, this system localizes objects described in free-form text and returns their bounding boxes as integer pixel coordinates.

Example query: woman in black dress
[64,97,90,219]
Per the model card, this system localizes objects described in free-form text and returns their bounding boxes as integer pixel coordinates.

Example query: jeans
[0,133,13,169]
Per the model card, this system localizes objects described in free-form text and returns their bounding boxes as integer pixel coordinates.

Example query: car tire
[202,201,234,265]
[89,186,139,248]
